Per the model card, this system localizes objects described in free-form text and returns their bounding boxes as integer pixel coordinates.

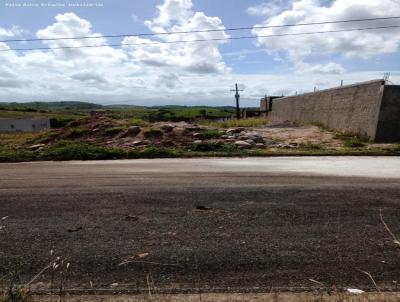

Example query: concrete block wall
[375,85,400,142]
[269,80,398,141]
[0,118,50,133]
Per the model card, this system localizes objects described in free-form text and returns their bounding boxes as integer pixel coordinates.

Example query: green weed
[103,127,125,136]
[42,141,126,161]
[196,129,221,140]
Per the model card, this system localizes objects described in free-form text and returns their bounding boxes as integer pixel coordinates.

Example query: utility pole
[231,83,244,119]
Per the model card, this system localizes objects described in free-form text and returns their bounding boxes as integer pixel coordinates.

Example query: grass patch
[196,129,221,140]
[343,138,367,148]
[64,127,85,139]
[103,126,125,136]
[0,287,32,302]
[42,141,126,161]
[200,118,269,128]
[335,132,368,148]
[131,118,149,127]
[0,149,36,162]
[188,141,238,152]
[301,142,323,150]
[129,147,182,159]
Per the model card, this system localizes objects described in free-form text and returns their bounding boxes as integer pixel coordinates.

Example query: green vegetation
[65,127,86,139]
[196,129,221,140]
[301,142,323,150]
[103,126,125,136]
[188,141,237,152]
[130,118,149,127]
[42,141,126,161]
[335,131,368,148]
[343,138,366,148]
[0,287,32,302]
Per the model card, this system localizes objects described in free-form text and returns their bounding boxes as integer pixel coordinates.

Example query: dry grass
[32,292,400,302]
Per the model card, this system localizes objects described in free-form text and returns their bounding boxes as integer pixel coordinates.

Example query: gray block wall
[375,85,400,141]
[0,118,50,133]
[269,80,400,141]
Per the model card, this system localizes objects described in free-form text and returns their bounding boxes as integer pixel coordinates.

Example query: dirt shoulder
[32,292,400,302]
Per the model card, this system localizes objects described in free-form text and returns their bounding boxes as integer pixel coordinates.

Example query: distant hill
[0,101,104,112]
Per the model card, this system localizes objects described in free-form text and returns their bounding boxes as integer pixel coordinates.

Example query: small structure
[0,118,50,133]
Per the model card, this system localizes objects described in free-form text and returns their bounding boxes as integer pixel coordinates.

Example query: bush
[65,127,85,139]
[197,129,221,140]
[188,141,238,152]
[0,149,36,162]
[131,118,149,127]
[42,141,126,160]
[0,286,32,302]
[49,117,76,128]
[128,147,181,158]
[104,126,125,136]
[301,143,322,150]
[343,138,366,148]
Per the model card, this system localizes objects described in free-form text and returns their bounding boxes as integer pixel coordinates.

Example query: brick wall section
[375,85,400,142]
[269,80,386,141]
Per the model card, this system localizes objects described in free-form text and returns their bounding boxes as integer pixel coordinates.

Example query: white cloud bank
[251,0,400,75]
[0,0,399,106]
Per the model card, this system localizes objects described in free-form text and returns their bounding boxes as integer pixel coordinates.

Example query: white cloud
[0,1,231,104]
[295,62,345,75]
[252,0,400,60]
[0,26,23,38]
[247,1,290,17]
[125,0,230,75]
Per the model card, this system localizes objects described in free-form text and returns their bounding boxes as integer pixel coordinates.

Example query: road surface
[1,157,400,293]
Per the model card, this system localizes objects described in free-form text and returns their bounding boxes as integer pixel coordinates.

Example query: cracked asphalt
[1,157,400,293]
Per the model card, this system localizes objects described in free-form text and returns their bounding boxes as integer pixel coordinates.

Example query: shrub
[104,126,125,136]
[301,143,322,150]
[197,129,221,140]
[0,149,36,162]
[343,138,366,148]
[49,117,76,128]
[188,141,238,152]
[42,141,126,160]
[129,147,181,158]
[0,286,32,302]
[131,118,149,127]
[34,130,59,143]
[65,127,85,139]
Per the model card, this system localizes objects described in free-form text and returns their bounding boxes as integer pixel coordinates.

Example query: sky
[0,0,400,106]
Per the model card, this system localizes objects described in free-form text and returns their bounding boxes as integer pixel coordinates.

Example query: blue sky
[0,0,399,106]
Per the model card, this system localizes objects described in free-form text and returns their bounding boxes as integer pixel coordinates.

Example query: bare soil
[35,292,400,302]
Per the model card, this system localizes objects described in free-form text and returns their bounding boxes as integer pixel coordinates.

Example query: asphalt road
[1,157,400,293]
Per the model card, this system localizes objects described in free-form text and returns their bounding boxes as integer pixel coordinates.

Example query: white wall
[0,118,50,133]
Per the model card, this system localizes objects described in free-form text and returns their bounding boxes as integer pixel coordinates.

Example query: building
[0,118,50,133]
[262,80,400,142]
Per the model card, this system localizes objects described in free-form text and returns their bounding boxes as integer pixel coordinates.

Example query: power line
[1,16,400,43]
[1,24,399,52]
